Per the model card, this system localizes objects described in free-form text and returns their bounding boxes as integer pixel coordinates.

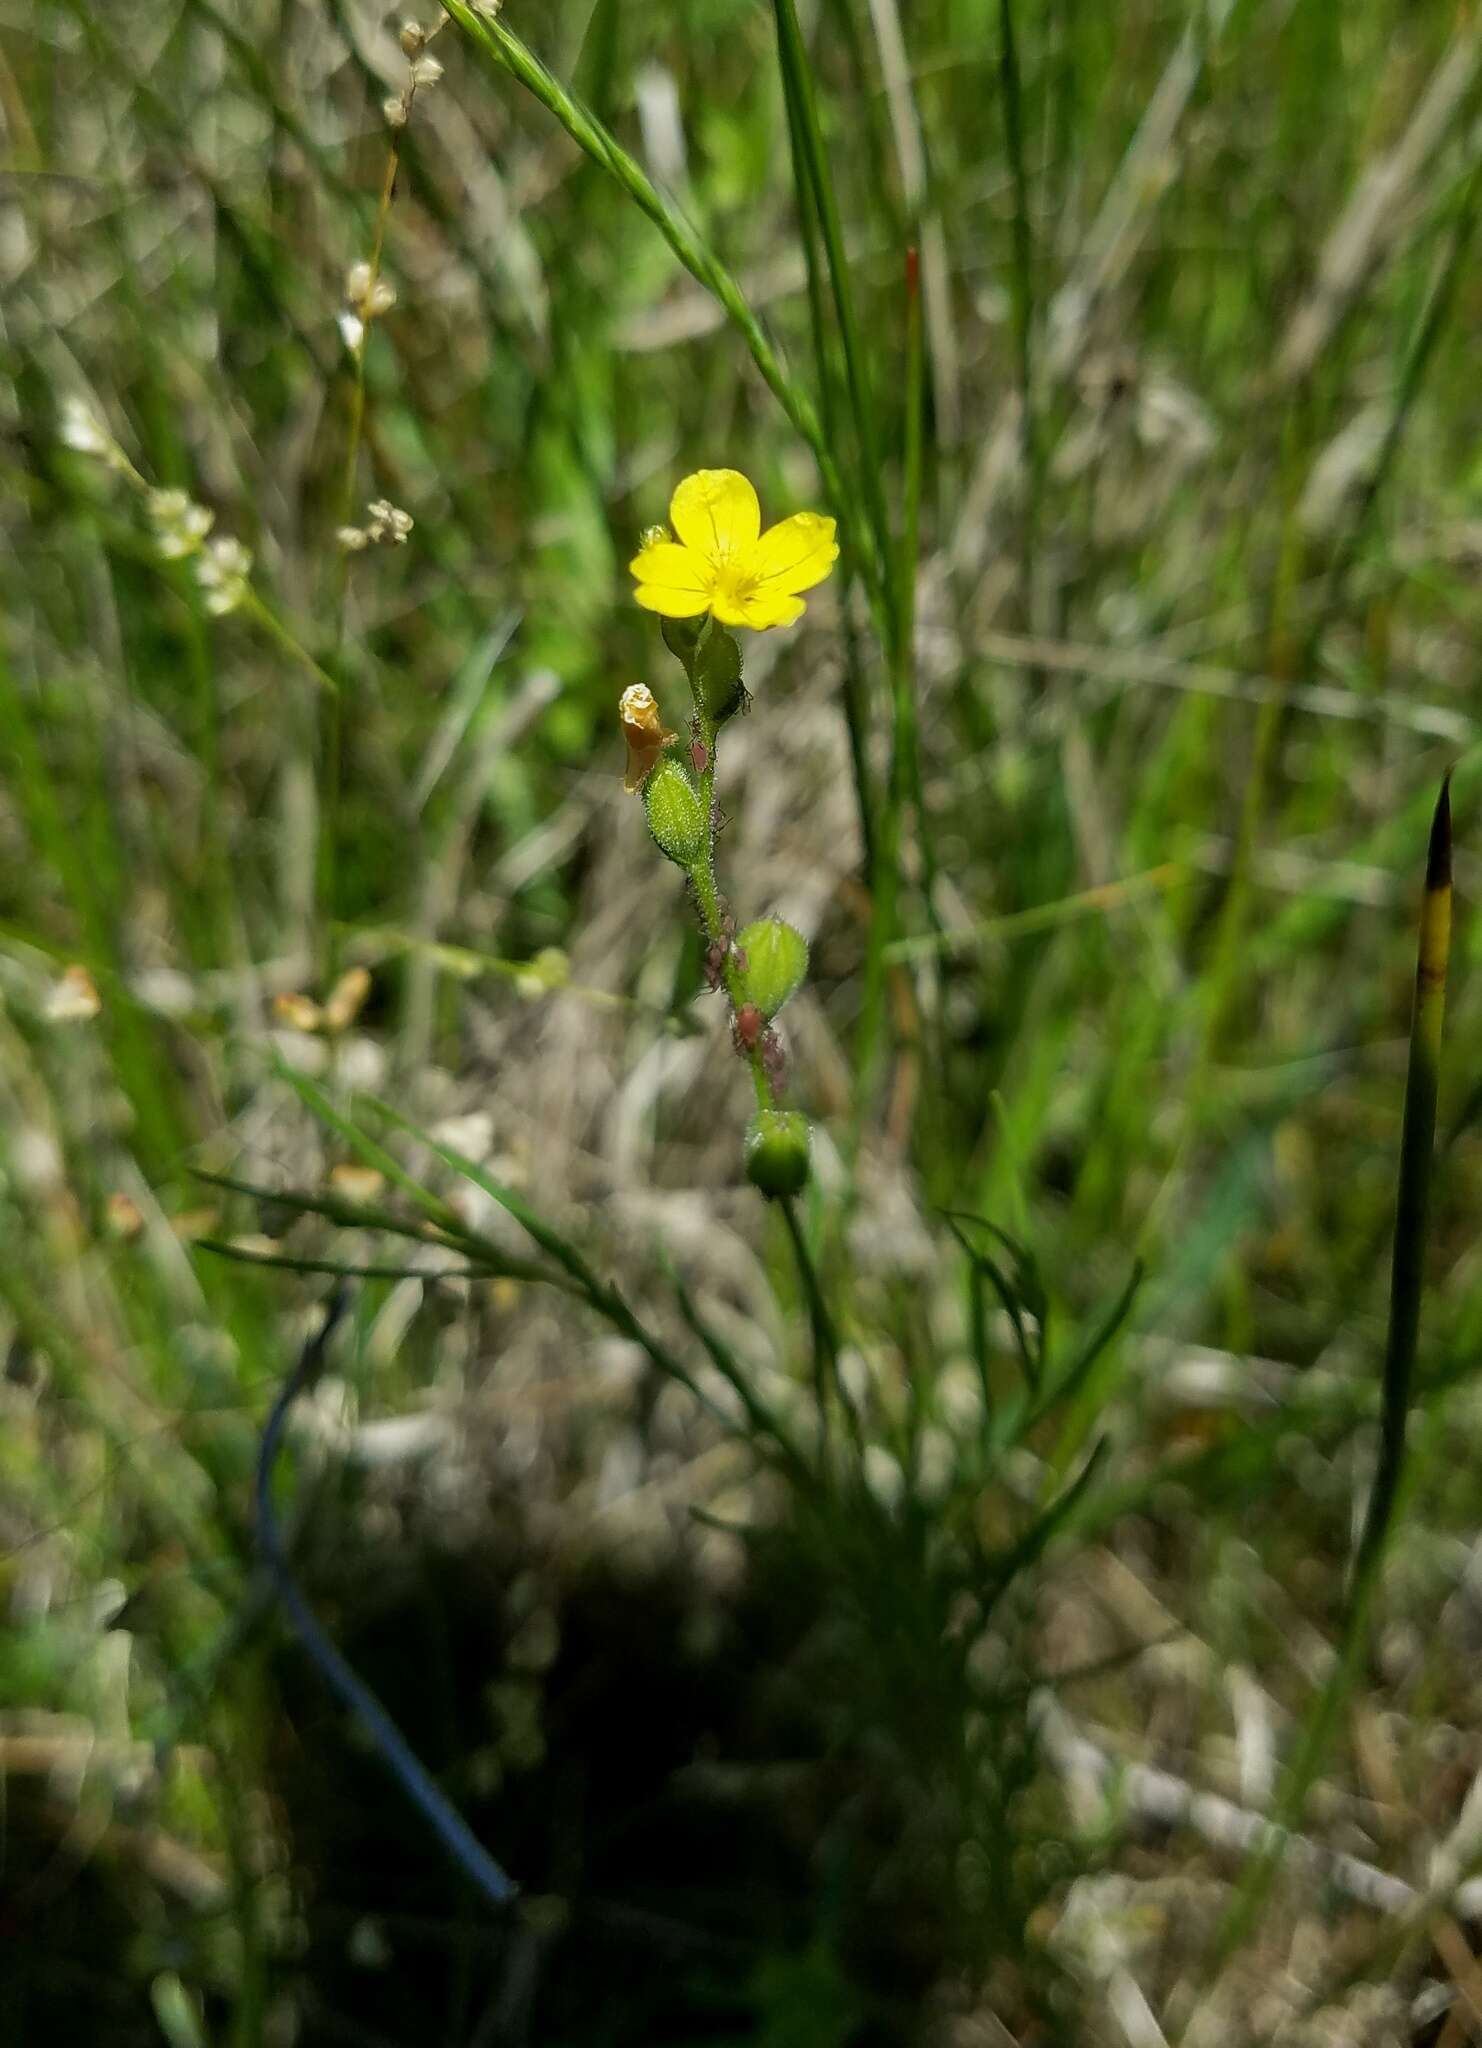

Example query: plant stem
[688,700,772,1111]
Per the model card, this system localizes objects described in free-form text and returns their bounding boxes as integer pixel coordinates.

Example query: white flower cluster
[194,537,253,617]
[337,497,414,551]
[384,16,446,128]
[143,489,253,614]
[340,259,398,355]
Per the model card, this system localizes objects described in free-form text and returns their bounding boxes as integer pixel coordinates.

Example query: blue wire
[255,1292,517,1910]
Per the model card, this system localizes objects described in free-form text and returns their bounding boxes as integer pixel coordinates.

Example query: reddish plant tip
[905,245,919,298]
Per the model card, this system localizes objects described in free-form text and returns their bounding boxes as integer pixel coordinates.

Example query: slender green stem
[688,699,772,1112]
[441,2,851,528]
[998,0,1040,660]
[781,1195,855,1459]
[1207,776,1452,1973]
[771,0,895,637]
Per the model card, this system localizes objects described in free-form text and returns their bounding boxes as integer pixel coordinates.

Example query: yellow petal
[748,511,838,597]
[669,469,761,564]
[630,539,714,619]
[714,588,806,631]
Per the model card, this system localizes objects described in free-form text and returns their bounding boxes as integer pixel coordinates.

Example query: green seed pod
[692,624,746,727]
[744,1109,811,1199]
[736,917,809,1018]
[643,758,706,868]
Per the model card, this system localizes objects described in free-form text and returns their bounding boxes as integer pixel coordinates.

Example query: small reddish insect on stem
[732,1002,764,1053]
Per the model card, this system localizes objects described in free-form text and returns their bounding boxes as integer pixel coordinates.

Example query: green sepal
[744,1109,811,1199]
[692,625,746,727]
[661,615,705,670]
[643,758,707,867]
[737,917,808,1018]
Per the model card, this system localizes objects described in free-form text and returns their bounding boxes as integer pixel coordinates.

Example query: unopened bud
[736,918,808,1019]
[642,758,706,867]
[744,1110,811,1199]
[399,18,426,52]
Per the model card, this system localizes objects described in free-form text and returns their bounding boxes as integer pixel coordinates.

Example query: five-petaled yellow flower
[630,469,838,631]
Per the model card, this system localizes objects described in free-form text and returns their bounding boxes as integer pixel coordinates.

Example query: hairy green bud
[737,918,808,1018]
[643,758,706,867]
[744,1109,811,1199]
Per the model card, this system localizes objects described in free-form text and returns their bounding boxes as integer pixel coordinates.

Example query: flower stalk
[624,469,830,1188]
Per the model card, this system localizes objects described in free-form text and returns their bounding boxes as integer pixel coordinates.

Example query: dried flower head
[273,991,323,1033]
[366,498,414,544]
[322,965,372,1034]
[409,52,444,87]
[630,469,838,631]
[45,963,102,1023]
[619,683,677,793]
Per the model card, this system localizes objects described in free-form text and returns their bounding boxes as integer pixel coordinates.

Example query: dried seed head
[273,991,323,1033]
[620,683,678,792]
[409,52,443,87]
[398,18,426,53]
[322,965,373,1034]
[366,498,413,543]
[328,1163,386,1204]
[383,93,409,129]
[105,1193,145,1241]
[45,963,102,1023]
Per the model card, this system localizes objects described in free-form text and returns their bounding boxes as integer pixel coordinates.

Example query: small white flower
[366,497,413,543]
[194,535,252,616]
[410,52,443,87]
[366,279,397,317]
[147,488,214,558]
[399,18,426,53]
[338,310,366,355]
[58,396,113,458]
[209,536,252,578]
[383,94,409,129]
[346,260,374,306]
[337,524,371,551]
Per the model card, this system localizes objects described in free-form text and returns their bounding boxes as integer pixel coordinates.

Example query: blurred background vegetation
[6,0,1482,2040]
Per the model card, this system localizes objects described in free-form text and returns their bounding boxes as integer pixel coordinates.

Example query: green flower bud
[744,1109,811,1199]
[643,758,707,868]
[736,918,808,1018]
[692,624,746,726]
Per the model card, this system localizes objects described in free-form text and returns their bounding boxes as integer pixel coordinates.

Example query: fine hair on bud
[642,758,707,868]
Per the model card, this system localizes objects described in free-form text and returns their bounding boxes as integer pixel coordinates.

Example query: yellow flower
[619,683,677,793]
[630,469,838,631]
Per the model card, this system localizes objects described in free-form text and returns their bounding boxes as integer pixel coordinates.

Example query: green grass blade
[441,0,845,513]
